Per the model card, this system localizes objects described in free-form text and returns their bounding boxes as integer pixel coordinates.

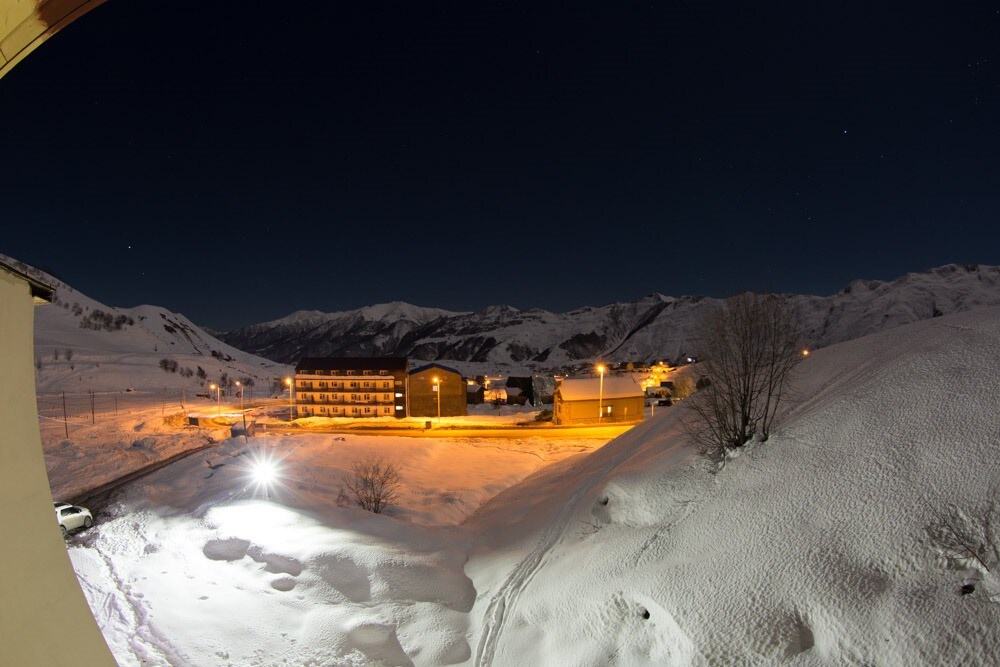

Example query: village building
[553,375,645,425]
[294,356,407,418]
[466,381,484,405]
[408,363,467,417]
[506,376,535,405]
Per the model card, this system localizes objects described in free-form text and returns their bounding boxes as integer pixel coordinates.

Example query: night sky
[2,2,999,330]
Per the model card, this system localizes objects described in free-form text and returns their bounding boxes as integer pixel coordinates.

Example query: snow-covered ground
[65,431,610,665]
[62,305,1000,665]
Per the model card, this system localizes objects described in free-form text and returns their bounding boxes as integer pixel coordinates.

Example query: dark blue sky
[2,1,999,329]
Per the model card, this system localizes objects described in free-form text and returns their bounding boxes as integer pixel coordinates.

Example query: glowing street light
[210,383,221,415]
[432,376,441,423]
[284,377,293,422]
[802,349,810,357]
[250,453,281,500]
[235,380,244,411]
[596,363,606,423]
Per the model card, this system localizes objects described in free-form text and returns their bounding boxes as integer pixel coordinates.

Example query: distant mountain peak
[219,263,1000,370]
[358,301,464,323]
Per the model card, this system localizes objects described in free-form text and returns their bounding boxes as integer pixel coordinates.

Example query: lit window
[395,392,403,398]
[395,406,403,411]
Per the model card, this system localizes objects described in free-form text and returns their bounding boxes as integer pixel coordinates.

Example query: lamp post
[596,364,606,423]
[236,381,244,411]
[285,377,293,422]
[432,376,441,423]
[210,383,221,416]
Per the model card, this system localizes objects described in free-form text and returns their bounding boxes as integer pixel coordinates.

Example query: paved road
[68,443,215,516]
[260,424,638,440]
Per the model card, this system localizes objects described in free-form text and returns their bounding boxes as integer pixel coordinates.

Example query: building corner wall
[0,270,115,665]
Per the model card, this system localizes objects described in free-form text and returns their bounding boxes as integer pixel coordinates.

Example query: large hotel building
[293,356,408,418]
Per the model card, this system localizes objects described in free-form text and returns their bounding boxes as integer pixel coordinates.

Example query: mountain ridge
[217,263,1000,370]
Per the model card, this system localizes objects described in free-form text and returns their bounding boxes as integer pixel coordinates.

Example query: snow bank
[464,305,1000,665]
[66,430,609,665]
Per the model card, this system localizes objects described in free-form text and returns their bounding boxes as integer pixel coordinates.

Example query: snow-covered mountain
[218,263,1000,370]
[2,254,292,393]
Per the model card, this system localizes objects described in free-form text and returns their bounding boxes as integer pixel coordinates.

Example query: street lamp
[284,377,293,422]
[596,364,606,423]
[432,376,441,423]
[210,383,221,416]
[236,380,244,411]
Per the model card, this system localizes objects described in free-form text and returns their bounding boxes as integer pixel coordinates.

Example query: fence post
[114,397,118,416]
[89,390,95,424]
[62,392,69,439]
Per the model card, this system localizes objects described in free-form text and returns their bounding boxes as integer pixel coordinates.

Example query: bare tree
[670,374,695,401]
[65,348,73,361]
[683,292,801,465]
[342,456,401,514]
[926,500,998,575]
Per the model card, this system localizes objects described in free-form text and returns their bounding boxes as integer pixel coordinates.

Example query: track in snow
[473,422,658,666]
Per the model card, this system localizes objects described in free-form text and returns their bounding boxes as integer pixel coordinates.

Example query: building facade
[294,357,407,418]
[408,363,467,417]
[553,375,645,425]
[0,259,116,665]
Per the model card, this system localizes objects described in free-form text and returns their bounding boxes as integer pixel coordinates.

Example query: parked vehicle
[656,398,673,407]
[55,501,93,537]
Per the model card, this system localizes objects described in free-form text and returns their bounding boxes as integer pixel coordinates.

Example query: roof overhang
[0,259,54,304]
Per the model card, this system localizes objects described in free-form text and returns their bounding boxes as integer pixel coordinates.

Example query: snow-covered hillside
[465,304,1000,664]
[65,305,1000,665]
[2,254,291,393]
[218,263,1000,372]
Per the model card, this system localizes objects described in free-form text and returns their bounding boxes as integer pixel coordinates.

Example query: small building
[408,363,467,417]
[230,416,257,438]
[506,376,535,405]
[553,375,645,425]
[294,356,408,418]
[466,382,484,405]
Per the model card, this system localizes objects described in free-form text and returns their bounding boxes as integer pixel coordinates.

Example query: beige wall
[0,269,114,665]
[553,394,645,425]
[0,0,108,79]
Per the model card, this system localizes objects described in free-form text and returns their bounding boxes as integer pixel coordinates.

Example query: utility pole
[114,397,118,416]
[89,390,95,424]
[61,392,69,439]
[162,388,166,415]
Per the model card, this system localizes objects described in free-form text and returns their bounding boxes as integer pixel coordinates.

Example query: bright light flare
[802,349,810,357]
[253,460,278,486]
[245,449,288,500]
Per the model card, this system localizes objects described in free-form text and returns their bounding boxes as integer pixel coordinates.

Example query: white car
[55,502,93,537]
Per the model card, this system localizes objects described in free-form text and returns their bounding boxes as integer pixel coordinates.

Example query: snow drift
[464,304,1000,664]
